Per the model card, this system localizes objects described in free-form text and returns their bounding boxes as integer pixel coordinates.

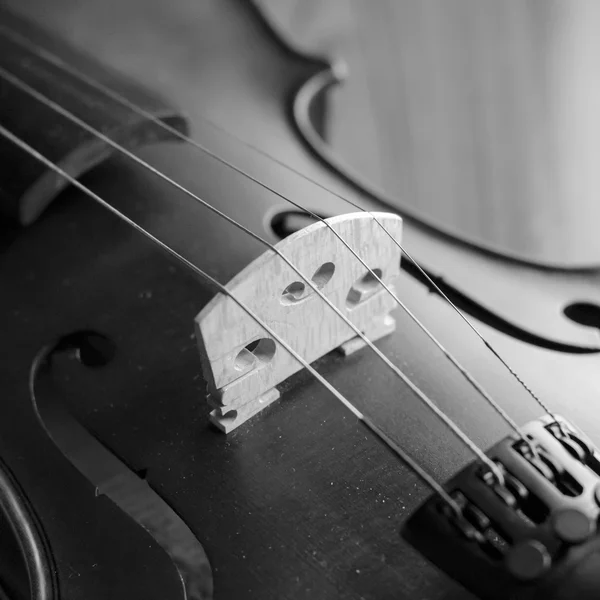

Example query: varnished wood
[259,0,600,268]
[2,1,600,599]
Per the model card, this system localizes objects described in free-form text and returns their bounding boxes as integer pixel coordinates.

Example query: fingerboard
[0,6,188,225]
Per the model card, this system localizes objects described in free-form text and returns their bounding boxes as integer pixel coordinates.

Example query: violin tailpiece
[194,212,403,433]
[402,415,600,600]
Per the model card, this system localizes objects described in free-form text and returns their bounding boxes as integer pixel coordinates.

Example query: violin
[2,1,600,599]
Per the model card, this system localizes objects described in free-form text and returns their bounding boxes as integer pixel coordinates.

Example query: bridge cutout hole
[312,262,335,287]
[281,281,306,304]
[218,410,238,426]
[564,302,600,331]
[346,268,383,308]
[234,338,276,372]
[281,262,336,305]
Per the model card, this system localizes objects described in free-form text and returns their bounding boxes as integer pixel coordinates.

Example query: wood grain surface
[258,0,600,268]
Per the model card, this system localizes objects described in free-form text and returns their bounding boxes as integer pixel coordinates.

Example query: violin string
[0,65,506,484]
[0,27,539,449]
[0,121,462,516]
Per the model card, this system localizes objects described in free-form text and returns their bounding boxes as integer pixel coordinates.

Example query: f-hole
[563,302,600,331]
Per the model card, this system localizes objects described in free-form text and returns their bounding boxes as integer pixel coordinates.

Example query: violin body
[2,1,600,599]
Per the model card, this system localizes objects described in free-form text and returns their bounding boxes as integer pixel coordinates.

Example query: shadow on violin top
[29,331,213,600]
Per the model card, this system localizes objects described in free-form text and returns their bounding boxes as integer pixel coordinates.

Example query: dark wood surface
[2,1,600,599]
[259,0,600,268]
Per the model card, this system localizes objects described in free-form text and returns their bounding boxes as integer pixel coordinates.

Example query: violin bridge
[208,389,281,434]
[337,313,396,357]
[402,415,600,600]
[194,212,403,433]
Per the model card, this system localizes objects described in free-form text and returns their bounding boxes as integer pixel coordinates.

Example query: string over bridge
[195,212,402,432]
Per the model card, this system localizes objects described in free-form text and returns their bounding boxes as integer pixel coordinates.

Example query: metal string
[0,121,462,515]
[0,25,546,448]
[0,59,506,478]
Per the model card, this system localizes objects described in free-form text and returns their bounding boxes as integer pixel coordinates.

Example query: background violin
[2,1,600,598]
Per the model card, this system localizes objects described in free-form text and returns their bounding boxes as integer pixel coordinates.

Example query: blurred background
[258,0,600,268]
